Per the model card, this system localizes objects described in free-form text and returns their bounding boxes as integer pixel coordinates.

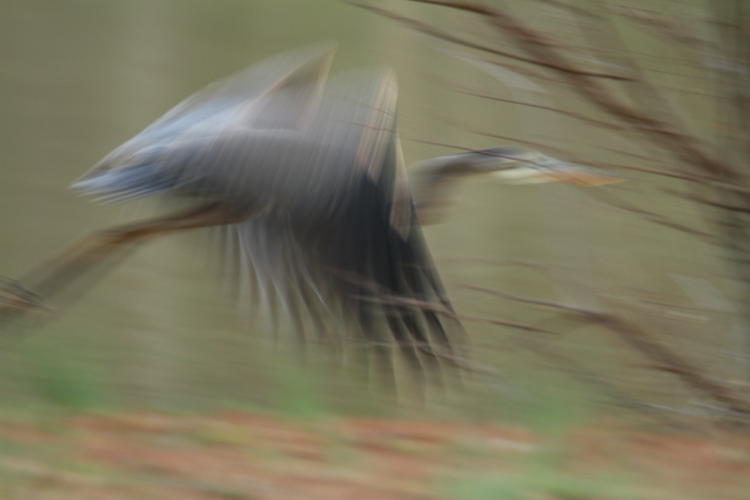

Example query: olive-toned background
[0,0,736,420]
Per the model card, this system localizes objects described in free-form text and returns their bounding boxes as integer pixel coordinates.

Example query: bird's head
[438,146,623,186]
[409,146,623,224]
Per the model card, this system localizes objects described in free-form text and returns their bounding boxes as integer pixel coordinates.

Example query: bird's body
[71,44,461,378]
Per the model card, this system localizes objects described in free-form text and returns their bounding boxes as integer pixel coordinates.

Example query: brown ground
[0,412,748,499]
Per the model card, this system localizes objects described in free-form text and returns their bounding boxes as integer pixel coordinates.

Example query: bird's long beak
[491,165,624,186]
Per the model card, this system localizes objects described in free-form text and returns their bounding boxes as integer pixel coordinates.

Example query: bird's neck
[409,155,479,225]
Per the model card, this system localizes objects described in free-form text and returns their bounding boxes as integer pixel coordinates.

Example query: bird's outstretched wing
[77,42,337,183]
[221,69,465,386]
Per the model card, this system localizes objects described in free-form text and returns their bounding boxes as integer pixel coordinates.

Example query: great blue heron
[0,44,618,381]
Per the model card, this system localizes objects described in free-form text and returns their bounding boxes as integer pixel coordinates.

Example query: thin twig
[463,284,750,416]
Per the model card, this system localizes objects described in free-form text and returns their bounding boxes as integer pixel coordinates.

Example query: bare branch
[398,0,741,180]
[444,81,625,131]
[351,1,634,81]
[463,285,750,415]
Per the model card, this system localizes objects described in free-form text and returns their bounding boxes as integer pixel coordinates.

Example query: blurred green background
[0,0,739,422]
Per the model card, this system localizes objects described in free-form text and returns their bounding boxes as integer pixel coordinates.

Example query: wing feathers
[82,44,465,386]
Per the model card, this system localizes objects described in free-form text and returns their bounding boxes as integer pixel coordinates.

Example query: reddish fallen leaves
[0,412,748,499]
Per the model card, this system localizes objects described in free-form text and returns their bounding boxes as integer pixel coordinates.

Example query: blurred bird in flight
[0,43,619,383]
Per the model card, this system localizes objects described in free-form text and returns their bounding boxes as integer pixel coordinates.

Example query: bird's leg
[1,202,261,318]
